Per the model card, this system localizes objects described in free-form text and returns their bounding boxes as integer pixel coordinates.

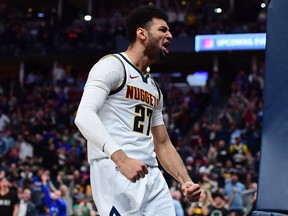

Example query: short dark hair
[212,192,225,200]
[125,5,168,43]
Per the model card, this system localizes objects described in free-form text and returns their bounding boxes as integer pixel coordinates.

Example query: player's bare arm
[111,150,148,183]
[152,124,201,202]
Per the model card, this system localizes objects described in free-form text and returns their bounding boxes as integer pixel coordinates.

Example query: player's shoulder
[91,53,124,71]
[98,53,123,65]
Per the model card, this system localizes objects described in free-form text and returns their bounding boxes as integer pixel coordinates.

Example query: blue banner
[195,33,266,52]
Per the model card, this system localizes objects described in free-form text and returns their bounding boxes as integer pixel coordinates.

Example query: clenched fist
[181,181,201,203]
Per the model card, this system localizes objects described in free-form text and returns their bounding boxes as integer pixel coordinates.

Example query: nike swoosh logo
[130,75,139,79]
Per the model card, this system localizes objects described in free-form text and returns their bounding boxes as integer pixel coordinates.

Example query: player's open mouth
[162,42,170,53]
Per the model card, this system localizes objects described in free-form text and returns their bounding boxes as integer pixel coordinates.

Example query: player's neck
[125,47,151,74]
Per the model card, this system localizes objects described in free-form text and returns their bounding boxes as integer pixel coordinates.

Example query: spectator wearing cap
[229,134,248,167]
[228,123,242,145]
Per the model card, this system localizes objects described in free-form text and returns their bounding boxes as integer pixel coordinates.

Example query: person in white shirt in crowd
[18,188,38,216]
[0,108,10,133]
[17,134,33,161]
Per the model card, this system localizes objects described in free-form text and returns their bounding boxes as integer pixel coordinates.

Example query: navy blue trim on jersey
[151,76,162,102]
[109,54,127,95]
[118,53,149,83]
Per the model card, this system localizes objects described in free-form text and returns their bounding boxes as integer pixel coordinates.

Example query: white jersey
[86,53,164,166]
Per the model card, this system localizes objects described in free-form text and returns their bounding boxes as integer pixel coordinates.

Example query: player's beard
[144,32,165,60]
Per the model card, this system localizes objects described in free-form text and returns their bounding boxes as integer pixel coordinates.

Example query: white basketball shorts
[90,158,176,216]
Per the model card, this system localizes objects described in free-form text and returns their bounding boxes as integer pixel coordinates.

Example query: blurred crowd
[0,0,267,215]
[0,0,267,54]
[163,61,264,216]
[0,63,96,215]
[0,55,264,215]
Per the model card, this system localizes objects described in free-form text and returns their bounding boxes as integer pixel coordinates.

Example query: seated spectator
[18,188,39,216]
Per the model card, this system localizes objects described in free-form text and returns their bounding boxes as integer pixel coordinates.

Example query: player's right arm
[111,150,148,183]
[75,56,148,182]
[75,56,123,156]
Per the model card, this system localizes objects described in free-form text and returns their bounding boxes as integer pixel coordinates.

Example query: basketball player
[75,5,201,215]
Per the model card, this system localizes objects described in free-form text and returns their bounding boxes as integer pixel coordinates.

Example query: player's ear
[136,27,147,41]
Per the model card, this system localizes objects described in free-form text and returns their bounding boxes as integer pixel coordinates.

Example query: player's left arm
[152,124,201,202]
[151,90,201,202]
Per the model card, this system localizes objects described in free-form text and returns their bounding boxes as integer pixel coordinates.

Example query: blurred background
[0,0,267,86]
[0,0,270,215]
